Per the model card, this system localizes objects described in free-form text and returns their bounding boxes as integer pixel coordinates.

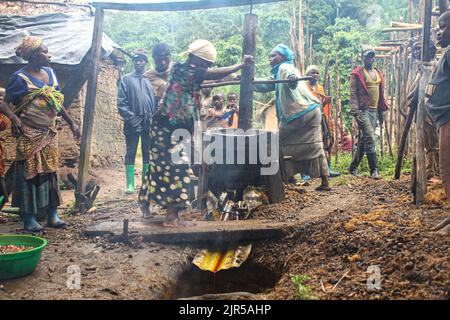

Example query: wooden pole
[238,13,257,131]
[415,0,433,205]
[322,53,330,92]
[395,48,403,147]
[75,7,104,212]
[386,55,395,156]
[334,51,340,164]
[394,106,416,179]
[298,0,305,73]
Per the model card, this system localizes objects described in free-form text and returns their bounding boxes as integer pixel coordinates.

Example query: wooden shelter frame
[75,0,287,211]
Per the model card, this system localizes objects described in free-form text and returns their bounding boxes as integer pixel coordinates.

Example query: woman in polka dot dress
[139,40,254,227]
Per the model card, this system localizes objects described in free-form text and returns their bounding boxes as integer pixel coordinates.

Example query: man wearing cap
[118,48,156,194]
[348,48,388,179]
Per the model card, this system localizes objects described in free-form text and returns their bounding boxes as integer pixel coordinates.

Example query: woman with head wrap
[254,44,331,191]
[139,39,254,227]
[0,36,80,231]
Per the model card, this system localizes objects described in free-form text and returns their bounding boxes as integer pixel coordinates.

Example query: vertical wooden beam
[322,53,330,92]
[395,48,403,147]
[416,0,433,205]
[334,51,340,164]
[75,7,105,212]
[422,0,433,62]
[238,13,257,131]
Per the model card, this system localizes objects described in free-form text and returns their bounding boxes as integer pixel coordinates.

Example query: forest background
[104,0,420,130]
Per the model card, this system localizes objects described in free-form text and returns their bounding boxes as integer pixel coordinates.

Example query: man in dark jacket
[348,48,388,179]
[426,11,450,235]
[118,49,156,194]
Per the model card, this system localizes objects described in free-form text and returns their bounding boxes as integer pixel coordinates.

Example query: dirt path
[0,170,448,300]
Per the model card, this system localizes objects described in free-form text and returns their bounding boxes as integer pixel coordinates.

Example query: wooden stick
[322,53,330,92]
[201,77,312,89]
[93,0,286,11]
[395,106,416,179]
[334,51,340,165]
[331,270,350,291]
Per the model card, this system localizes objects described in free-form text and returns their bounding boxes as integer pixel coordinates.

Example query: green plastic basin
[0,234,47,280]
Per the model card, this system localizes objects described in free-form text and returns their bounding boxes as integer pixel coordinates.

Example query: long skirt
[279,107,328,180]
[12,161,61,220]
[139,114,193,211]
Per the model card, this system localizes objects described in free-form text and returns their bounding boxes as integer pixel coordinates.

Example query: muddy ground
[0,168,448,300]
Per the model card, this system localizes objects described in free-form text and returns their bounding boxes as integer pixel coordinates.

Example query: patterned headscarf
[15,36,43,61]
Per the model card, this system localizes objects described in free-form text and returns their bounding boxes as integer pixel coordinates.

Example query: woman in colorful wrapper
[0,88,10,210]
[139,39,254,227]
[255,44,331,191]
[0,36,80,231]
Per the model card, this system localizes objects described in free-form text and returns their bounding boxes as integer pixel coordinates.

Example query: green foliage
[104,0,414,124]
[291,274,317,300]
[331,149,413,181]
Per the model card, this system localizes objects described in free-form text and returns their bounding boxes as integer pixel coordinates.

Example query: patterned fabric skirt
[280,108,328,179]
[15,125,59,180]
[12,161,61,219]
[139,114,193,211]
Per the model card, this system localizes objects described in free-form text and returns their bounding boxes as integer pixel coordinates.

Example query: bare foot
[315,185,332,191]
[162,218,195,228]
[177,219,195,227]
[162,218,180,228]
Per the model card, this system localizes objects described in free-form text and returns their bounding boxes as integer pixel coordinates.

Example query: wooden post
[334,52,340,164]
[395,48,403,147]
[394,106,416,179]
[238,13,257,131]
[322,53,330,92]
[75,7,104,212]
[416,0,433,205]
[298,0,305,74]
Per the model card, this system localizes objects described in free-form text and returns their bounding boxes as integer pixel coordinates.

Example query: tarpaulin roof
[90,0,286,11]
[0,13,120,65]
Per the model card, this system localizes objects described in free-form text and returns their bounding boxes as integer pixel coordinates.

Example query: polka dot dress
[139,114,192,210]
